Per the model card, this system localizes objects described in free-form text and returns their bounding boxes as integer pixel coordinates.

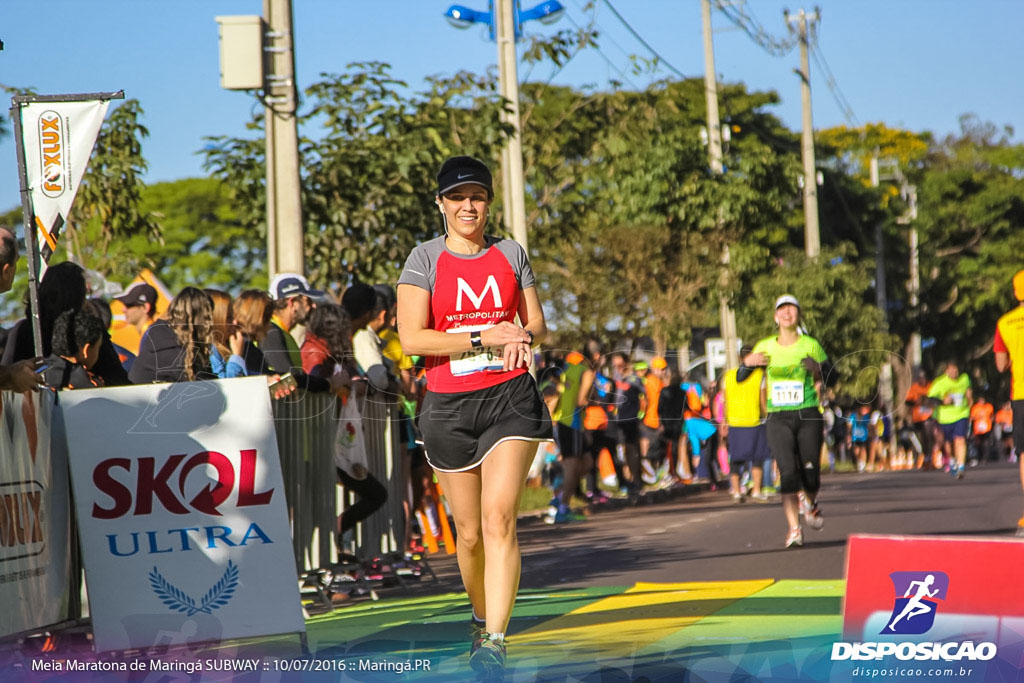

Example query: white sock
[489,632,505,643]
[472,610,484,624]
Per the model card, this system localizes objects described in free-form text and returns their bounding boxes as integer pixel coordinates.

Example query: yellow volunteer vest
[723,367,764,428]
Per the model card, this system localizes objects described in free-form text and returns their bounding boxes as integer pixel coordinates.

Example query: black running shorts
[418,372,553,472]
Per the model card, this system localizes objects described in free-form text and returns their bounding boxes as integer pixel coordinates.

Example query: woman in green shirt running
[739,295,829,549]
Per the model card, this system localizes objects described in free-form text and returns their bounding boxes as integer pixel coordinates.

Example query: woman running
[740,295,828,548]
[397,156,552,676]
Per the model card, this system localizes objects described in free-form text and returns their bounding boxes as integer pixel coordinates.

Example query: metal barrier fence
[273,389,406,572]
[0,385,407,643]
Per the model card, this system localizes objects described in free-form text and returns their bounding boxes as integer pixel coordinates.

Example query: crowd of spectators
[0,252,431,577]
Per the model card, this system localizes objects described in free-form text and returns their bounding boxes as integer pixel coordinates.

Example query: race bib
[949,393,965,407]
[448,324,503,376]
[771,380,804,407]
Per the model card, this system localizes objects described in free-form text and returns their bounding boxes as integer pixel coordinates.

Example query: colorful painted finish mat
[289,580,846,681]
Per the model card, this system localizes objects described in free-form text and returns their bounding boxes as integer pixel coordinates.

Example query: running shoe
[955,465,965,480]
[1016,517,1024,538]
[470,635,506,678]
[545,505,586,524]
[469,617,487,654]
[799,492,824,530]
[731,492,745,504]
[641,460,659,485]
[785,527,804,548]
[749,492,772,504]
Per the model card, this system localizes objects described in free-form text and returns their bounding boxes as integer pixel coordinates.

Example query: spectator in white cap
[115,282,158,340]
[265,272,324,376]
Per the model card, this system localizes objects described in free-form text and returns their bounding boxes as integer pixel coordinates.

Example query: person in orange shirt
[639,356,667,476]
[993,269,1024,536]
[969,396,995,464]
[904,367,936,469]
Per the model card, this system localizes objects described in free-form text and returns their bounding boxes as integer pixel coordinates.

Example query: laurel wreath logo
[149,560,239,616]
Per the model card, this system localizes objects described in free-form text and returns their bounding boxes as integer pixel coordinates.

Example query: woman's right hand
[266,374,296,400]
[229,329,245,357]
[481,321,530,348]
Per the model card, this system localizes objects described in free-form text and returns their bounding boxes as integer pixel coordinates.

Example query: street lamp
[442,1,564,252]
[444,2,564,39]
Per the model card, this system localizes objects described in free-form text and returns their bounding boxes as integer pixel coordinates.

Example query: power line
[563,1,641,89]
[599,0,689,79]
[574,0,642,68]
[713,0,796,57]
[809,39,859,127]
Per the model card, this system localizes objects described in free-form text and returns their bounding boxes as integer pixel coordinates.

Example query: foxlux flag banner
[19,99,109,264]
[60,377,305,653]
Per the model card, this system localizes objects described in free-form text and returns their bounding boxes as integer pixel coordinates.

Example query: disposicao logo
[831,569,997,662]
[883,570,948,635]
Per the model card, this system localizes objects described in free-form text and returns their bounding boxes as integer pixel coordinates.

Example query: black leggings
[337,468,388,535]
[766,407,823,496]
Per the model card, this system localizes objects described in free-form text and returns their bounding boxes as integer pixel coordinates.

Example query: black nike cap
[436,155,493,199]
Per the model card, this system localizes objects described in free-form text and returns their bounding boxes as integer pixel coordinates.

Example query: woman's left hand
[801,355,821,376]
[502,341,533,371]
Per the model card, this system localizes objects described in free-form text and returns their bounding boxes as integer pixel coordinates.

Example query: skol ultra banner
[0,391,71,638]
[60,377,305,653]
[19,99,110,266]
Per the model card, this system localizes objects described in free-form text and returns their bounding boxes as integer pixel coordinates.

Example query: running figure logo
[882,571,949,635]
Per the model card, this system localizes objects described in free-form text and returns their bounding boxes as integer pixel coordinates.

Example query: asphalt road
[418,461,1023,591]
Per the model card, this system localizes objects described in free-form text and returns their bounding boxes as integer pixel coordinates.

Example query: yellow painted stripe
[646,579,845,653]
[512,580,774,663]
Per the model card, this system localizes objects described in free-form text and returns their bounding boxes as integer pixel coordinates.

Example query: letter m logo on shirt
[456,275,502,312]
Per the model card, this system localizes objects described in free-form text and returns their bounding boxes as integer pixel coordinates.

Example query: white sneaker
[785,527,804,548]
[799,491,825,530]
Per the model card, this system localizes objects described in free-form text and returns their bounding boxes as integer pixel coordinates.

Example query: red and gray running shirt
[398,235,536,393]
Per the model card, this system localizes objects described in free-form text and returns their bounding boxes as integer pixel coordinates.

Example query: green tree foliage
[71,99,160,250]
[912,115,1024,373]
[138,178,264,293]
[203,63,512,289]
[521,78,804,353]
[735,246,898,400]
[53,178,262,295]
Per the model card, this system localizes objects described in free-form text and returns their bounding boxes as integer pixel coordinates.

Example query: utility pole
[494,0,530,253]
[263,0,304,277]
[901,186,921,369]
[786,8,820,258]
[869,156,888,322]
[701,0,739,370]
[907,226,921,369]
[869,155,894,411]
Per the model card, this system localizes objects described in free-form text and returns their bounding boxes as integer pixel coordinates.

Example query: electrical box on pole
[215,16,266,91]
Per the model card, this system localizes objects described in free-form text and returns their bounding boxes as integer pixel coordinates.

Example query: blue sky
[1,0,1021,213]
